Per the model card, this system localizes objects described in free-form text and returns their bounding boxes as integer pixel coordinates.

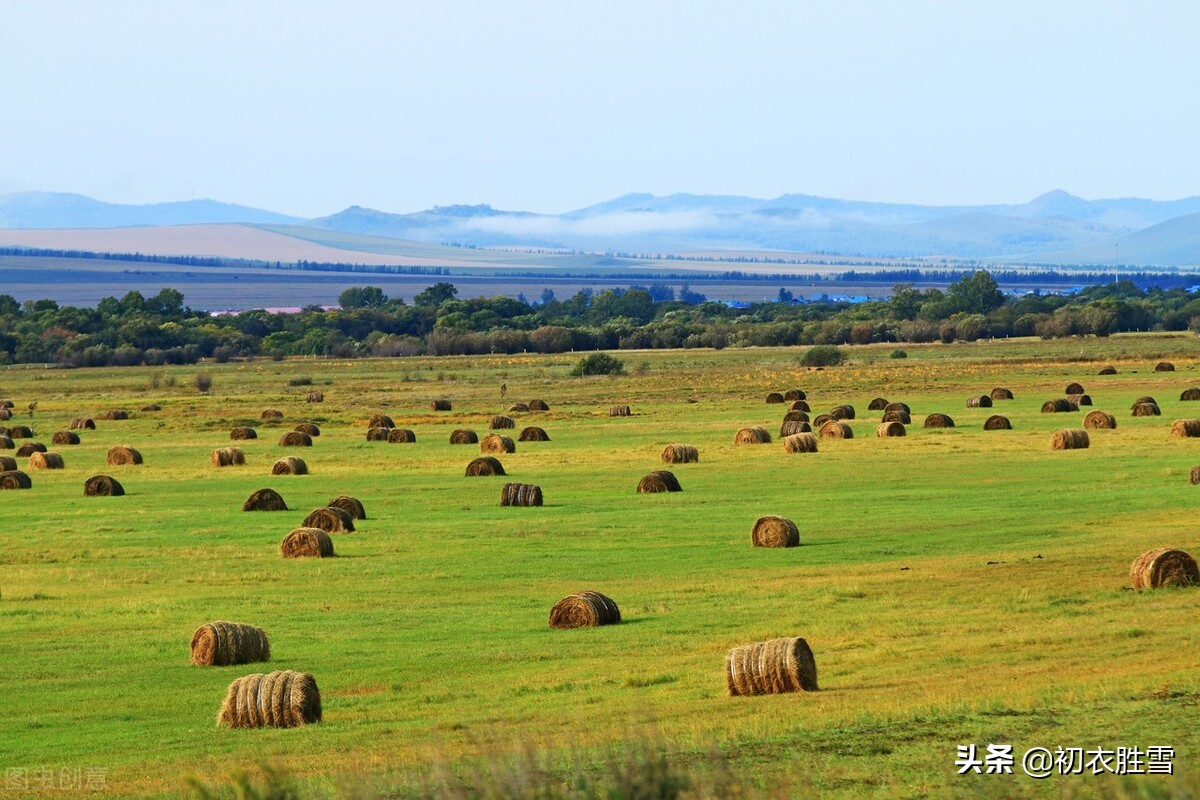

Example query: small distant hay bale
[883,402,910,414]
[387,428,416,443]
[230,427,257,440]
[528,399,550,411]
[882,410,911,424]
[1129,548,1199,589]
[818,421,853,439]
[1050,429,1089,450]
[1098,365,1118,375]
[272,457,308,475]
[216,670,321,728]
[923,413,955,428]
[302,507,355,533]
[0,408,8,421]
[327,495,365,520]
[1067,394,1092,406]
[1191,466,1200,485]
[69,418,96,430]
[0,399,11,408]
[518,426,550,442]
[465,456,506,477]
[1065,382,1086,395]
[0,436,11,450]
[293,423,320,437]
[990,387,1014,400]
[765,392,785,404]
[1182,388,1200,401]
[829,404,855,420]
[1132,403,1161,417]
[1170,419,1200,438]
[637,470,682,493]
[661,444,698,464]
[1133,396,1157,408]
[782,410,809,423]
[782,432,819,453]
[609,405,631,417]
[751,515,799,547]
[430,398,452,411]
[7,425,33,439]
[279,431,312,447]
[366,427,390,442]
[734,426,772,444]
[306,392,324,403]
[783,389,806,401]
[779,420,811,437]
[105,410,129,421]
[107,445,143,465]
[549,591,621,628]
[211,447,246,467]
[490,414,515,429]
[261,409,283,420]
[500,482,543,507]
[867,397,888,411]
[966,395,992,408]
[83,474,124,496]
[788,400,811,412]
[141,404,161,412]
[505,402,529,414]
[190,622,270,666]
[1155,361,1176,372]
[52,430,80,445]
[16,442,46,457]
[0,456,15,471]
[280,527,334,558]
[480,434,516,454]
[1083,411,1117,430]
[0,470,33,490]
[368,414,395,429]
[726,637,818,696]
[1041,399,1077,413]
[876,422,906,438]
[983,414,1012,430]
[449,429,478,445]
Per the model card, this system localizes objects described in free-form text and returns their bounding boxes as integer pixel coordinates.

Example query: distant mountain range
[4,189,1200,267]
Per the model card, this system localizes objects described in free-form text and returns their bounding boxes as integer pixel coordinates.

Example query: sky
[1,1,1198,218]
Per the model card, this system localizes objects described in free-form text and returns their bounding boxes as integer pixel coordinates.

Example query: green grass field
[2,334,1199,798]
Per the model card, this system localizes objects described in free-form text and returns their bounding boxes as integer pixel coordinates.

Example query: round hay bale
[16,442,46,457]
[734,426,771,444]
[105,410,129,421]
[0,408,8,421]
[1098,365,1118,375]
[0,470,33,490]
[726,637,818,696]
[1041,399,1077,413]
[1191,466,1200,485]
[983,414,1012,430]
[216,670,321,728]
[51,430,80,445]
[480,434,515,454]
[500,482,543,507]
[637,470,682,493]
[490,414,515,429]
[29,451,64,470]
[923,413,955,428]
[83,474,124,496]
[829,404,856,420]
[751,515,799,548]
[280,527,334,558]
[0,436,11,450]
[366,426,391,442]
[328,495,365,519]
[1050,429,1089,450]
[609,405,632,417]
[0,456,15,471]
[243,488,287,511]
[190,622,270,666]
[508,402,530,412]
[293,423,320,437]
[449,429,478,445]
[779,420,811,437]
[966,395,992,408]
[1132,403,1161,417]
[867,397,888,411]
[782,432,818,453]
[306,392,324,403]
[1181,388,1200,402]
[302,507,355,533]
[230,426,257,440]
[1082,410,1117,429]
[107,445,143,465]
[1067,394,1092,406]
[788,400,811,412]
[0,399,11,408]
[279,431,312,447]
[765,392,785,404]
[783,389,806,401]
[465,456,506,477]
[431,398,452,411]
[883,402,910,414]
[368,414,395,429]
[661,444,699,464]
[518,426,550,442]
[211,447,246,467]
[782,410,809,423]
[141,404,161,412]
[882,410,911,424]
[818,421,853,439]
[261,409,283,420]
[990,387,1014,400]
[1133,396,1158,408]
[1155,361,1176,372]
[1130,548,1199,589]
[876,421,906,438]
[387,428,416,443]
[69,418,96,430]
[1065,382,1086,395]
[1170,419,1200,438]
[549,591,620,628]
[528,399,550,411]
[272,457,308,475]
[7,425,34,439]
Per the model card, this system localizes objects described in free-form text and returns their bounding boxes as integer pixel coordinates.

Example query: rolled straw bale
[867,397,888,411]
[8,425,33,438]
[1068,394,1093,407]
[1129,548,1199,589]
[734,426,772,444]
[261,409,283,420]
[1156,361,1176,372]
[876,422,906,438]
[990,387,1014,400]
[1083,411,1117,429]
[366,427,390,441]
[70,418,96,430]
[882,410,911,424]
[84,474,123,496]
[16,442,46,457]
[293,423,320,437]
[0,399,11,408]
[1132,403,1161,417]
[107,445,143,465]
[780,420,811,437]
[1133,396,1158,408]
[508,402,530,412]
[216,670,321,729]
[1098,365,1117,375]
[29,451,64,469]
[279,431,312,447]
[272,457,308,475]
[966,395,992,408]
[1050,429,1089,450]
[637,470,682,493]
[306,392,324,403]
[782,433,819,453]
[0,436,11,450]
[105,410,129,420]
[1042,399,1078,413]
[490,414,515,429]
[0,408,9,421]
[609,405,632,417]
[788,400,811,412]
[191,622,270,666]
[1170,419,1200,438]
[368,414,395,429]
[302,507,355,533]
[765,392,785,404]
[518,426,550,442]
[0,470,33,490]
[0,456,15,471]
[211,447,246,467]
[480,434,515,454]
[818,421,853,439]
[549,591,620,628]
[923,413,955,428]
[51,430,80,445]
[431,399,452,411]
[782,410,809,423]
[1065,382,1086,395]
[751,516,799,548]
[465,456,505,476]
[783,389,806,401]
[983,415,1012,430]
[243,488,287,511]
[661,444,698,464]
[1181,388,1200,401]
[387,428,416,443]
[528,399,550,411]
[230,427,257,440]
[883,402,910,414]
[726,637,818,696]
[327,495,365,520]
[280,527,334,558]
[141,404,161,412]
[500,483,543,507]
[449,429,478,444]
[829,404,856,420]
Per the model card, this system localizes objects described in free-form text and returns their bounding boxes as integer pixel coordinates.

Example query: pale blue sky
[1,1,1197,217]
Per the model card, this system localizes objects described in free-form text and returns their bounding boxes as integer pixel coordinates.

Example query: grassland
[1,334,1199,798]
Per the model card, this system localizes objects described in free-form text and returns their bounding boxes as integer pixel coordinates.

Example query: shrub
[287,376,313,387]
[195,372,214,393]
[799,345,846,367]
[890,348,908,359]
[571,352,625,376]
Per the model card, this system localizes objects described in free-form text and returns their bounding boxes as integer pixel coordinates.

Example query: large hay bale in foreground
[272,457,308,476]
[293,423,320,437]
[211,447,246,467]
[366,427,390,442]
[549,591,620,628]
[637,470,682,493]
[465,457,505,477]
[1181,388,1200,401]
[327,495,365,520]
[107,445,143,465]
[818,421,852,440]
[490,414,515,429]
[431,398,452,411]
[528,399,550,411]
[302,506,355,533]
[105,410,129,421]
[1099,365,1117,375]
[726,637,818,696]
[368,414,395,429]
[782,433,818,453]
[217,670,321,728]
[7,425,33,439]
[52,430,80,445]
[500,483,543,507]
[966,395,992,408]
[191,622,270,666]
[306,392,324,403]
[230,427,257,440]
[765,392,785,404]
[752,515,799,548]
[279,431,312,447]
[1155,361,1176,372]
[734,426,771,444]
[1132,403,1161,417]
[387,428,416,443]
[990,387,1014,400]
[243,488,287,511]
[1082,411,1117,430]
[518,426,550,442]
[1042,399,1078,413]
[780,420,812,437]
[661,444,699,463]
[829,404,855,420]
[1067,394,1092,407]
[16,442,46,457]
[1129,548,1199,589]
[788,400,811,412]
[1051,429,1089,450]
[924,413,955,428]
[983,415,1012,430]
[449,429,478,445]
[876,422,906,438]
[883,402,910,414]
[609,405,631,417]
[69,418,96,430]
[280,528,334,558]
[867,397,888,411]
[783,389,806,401]
[0,456,15,471]
[1171,419,1200,438]
[508,402,530,412]
[480,434,515,454]
[261,409,283,420]
[83,474,124,496]
[29,451,64,469]
[1065,382,1086,395]
[0,470,32,489]
[882,410,911,424]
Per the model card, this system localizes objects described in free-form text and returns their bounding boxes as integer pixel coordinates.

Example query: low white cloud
[460,210,719,239]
